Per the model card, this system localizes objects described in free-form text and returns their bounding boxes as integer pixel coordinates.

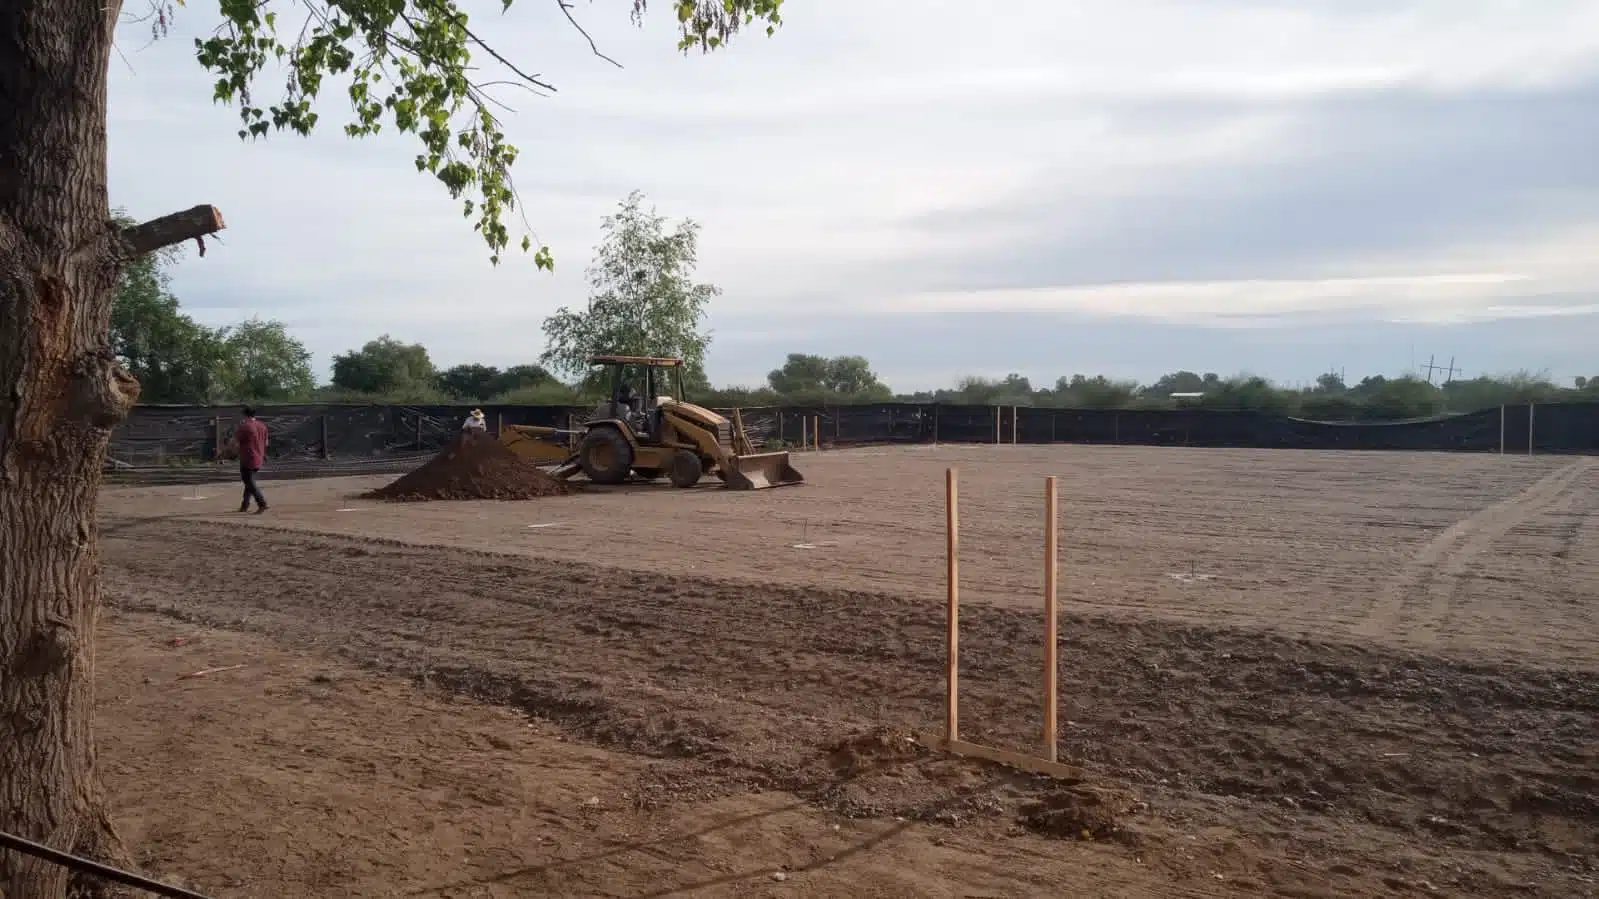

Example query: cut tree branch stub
[122,205,226,256]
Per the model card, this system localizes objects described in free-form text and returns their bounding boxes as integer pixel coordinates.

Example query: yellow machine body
[497,356,803,490]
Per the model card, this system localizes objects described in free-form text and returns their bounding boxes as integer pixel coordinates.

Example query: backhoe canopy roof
[588,354,683,367]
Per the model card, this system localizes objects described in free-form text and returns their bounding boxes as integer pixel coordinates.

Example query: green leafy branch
[183,0,784,268]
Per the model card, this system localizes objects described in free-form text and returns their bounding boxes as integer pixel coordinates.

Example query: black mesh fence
[105,401,1599,485]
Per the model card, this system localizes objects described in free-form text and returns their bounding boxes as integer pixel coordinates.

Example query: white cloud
[105,0,1599,382]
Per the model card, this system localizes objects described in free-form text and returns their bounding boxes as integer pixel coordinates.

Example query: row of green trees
[118,196,1599,420]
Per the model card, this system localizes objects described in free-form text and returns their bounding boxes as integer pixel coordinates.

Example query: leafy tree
[1145,370,1220,397]
[942,374,1035,406]
[109,250,230,404]
[540,191,718,385]
[2,4,784,889]
[1314,372,1347,393]
[436,362,556,401]
[766,353,890,400]
[219,318,316,402]
[436,363,505,400]
[497,364,557,394]
[331,335,436,395]
[767,353,832,394]
[1194,375,1296,414]
[1350,375,1443,420]
[1053,374,1138,409]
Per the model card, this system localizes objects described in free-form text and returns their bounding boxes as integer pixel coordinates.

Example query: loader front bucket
[722,451,805,490]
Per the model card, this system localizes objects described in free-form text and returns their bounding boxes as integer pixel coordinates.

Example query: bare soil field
[96,445,1599,897]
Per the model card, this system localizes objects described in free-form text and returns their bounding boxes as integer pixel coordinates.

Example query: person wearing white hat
[462,408,488,434]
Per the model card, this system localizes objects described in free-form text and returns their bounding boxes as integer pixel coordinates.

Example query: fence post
[212,416,223,459]
[993,406,1000,444]
[1114,412,1120,444]
[1043,475,1058,762]
[1499,405,1505,454]
[1528,403,1535,456]
[320,414,329,459]
[414,412,422,450]
[778,408,785,444]
[945,467,960,742]
[1012,405,1018,444]
[1050,411,1056,444]
[933,405,940,444]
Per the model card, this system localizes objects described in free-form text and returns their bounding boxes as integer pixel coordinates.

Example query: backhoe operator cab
[574,355,803,490]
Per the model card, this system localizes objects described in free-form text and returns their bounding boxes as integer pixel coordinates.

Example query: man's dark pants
[240,466,267,510]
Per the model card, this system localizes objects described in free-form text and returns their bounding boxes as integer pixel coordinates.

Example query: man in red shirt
[234,406,269,513]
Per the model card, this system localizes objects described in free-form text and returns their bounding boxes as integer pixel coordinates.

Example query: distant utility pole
[1423,354,1438,384]
[1422,355,1460,386]
[1443,357,1459,385]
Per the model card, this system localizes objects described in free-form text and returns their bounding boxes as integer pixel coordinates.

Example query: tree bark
[0,0,138,895]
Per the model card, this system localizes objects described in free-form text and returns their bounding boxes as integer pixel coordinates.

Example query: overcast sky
[108,0,1599,390]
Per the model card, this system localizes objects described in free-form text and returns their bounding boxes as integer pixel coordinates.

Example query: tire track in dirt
[1356,459,1595,646]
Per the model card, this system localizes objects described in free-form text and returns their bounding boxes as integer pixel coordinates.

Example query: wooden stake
[946,467,960,742]
[1528,403,1535,456]
[1012,405,1018,444]
[1499,405,1505,454]
[320,413,330,459]
[801,415,808,450]
[993,406,1000,444]
[933,404,940,444]
[1043,476,1058,762]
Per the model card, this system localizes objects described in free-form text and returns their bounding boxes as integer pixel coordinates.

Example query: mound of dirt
[1020,785,1132,843]
[825,727,927,777]
[364,432,573,501]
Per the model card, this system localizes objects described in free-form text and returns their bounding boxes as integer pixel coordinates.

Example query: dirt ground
[96,445,1598,897]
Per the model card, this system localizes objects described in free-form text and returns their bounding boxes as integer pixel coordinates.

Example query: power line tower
[1422,355,1461,386]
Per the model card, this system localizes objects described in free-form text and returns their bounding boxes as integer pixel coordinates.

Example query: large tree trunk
[0,0,137,895]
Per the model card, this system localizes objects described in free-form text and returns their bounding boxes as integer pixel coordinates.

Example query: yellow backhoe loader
[499,355,804,490]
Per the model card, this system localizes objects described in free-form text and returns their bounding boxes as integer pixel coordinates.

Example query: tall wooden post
[320,414,330,459]
[1499,405,1505,454]
[1012,405,1019,444]
[212,416,223,459]
[993,406,1000,444]
[945,467,960,742]
[1043,476,1058,762]
[1528,403,1536,456]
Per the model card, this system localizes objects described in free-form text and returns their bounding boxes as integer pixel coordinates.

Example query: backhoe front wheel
[578,428,634,485]
[668,450,703,488]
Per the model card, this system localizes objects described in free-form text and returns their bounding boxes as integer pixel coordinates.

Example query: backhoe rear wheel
[668,450,703,488]
[579,427,633,485]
